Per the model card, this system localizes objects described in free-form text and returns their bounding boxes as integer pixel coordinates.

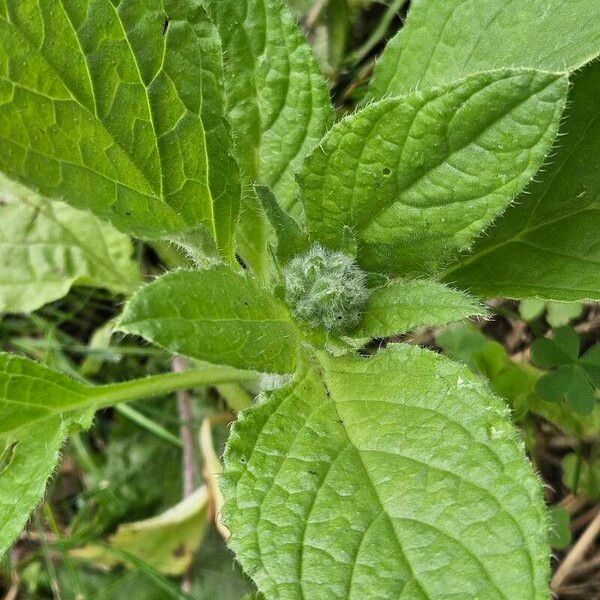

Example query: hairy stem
[87,366,258,410]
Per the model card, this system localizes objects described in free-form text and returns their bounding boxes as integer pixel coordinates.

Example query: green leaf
[562,450,600,500]
[536,366,579,401]
[300,69,568,275]
[531,326,580,368]
[437,325,600,438]
[205,0,332,274]
[0,352,256,437]
[370,0,600,98]
[206,0,332,211]
[519,299,546,323]
[72,486,210,576]
[531,328,598,415]
[580,344,600,388]
[119,268,300,374]
[224,345,550,599]
[0,351,257,556]
[254,185,309,264]
[547,506,571,550]
[443,62,600,301]
[436,323,488,368]
[0,411,92,558]
[0,1,240,255]
[546,303,583,329]
[355,279,485,338]
[0,177,139,314]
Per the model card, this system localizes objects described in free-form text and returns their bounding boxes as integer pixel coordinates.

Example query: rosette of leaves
[0,0,599,598]
[531,326,600,415]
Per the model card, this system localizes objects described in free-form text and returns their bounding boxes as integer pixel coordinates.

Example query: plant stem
[87,366,258,410]
[172,356,196,594]
[172,357,197,497]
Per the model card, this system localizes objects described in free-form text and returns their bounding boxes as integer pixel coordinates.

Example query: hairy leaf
[0,177,139,314]
[0,411,92,558]
[224,345,549,599]
[255,185,309,264]
[443,63,600,301]
[0,1,240,255]
[301,69,567,275]
[119,269,300,374]
[370,0,600,98]
[206,0,332,209]
[355,279,485,338]
[205,0,332,274]
[0,352,256,556]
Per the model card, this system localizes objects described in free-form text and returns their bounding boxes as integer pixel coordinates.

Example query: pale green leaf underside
[0,176,140,313]
[224,345,549,599]
[443,62,600,301]
[370,0,600,99]
[355,279,486,338]
[119,268,300,374]
[300,69,567,275]
[0,0,239,252]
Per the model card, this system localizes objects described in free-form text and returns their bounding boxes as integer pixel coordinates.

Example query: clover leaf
[531,326,600,415]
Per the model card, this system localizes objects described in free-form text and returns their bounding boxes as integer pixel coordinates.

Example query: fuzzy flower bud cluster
[282,244,369,333]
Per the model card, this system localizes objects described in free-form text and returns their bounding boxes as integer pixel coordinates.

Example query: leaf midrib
[360,72,562,232]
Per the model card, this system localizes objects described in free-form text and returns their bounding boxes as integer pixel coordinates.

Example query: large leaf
[0,352,256,556]
[205,0,332,209]
[224,345,549,598]
[0,177,139,314]
[355,279,485,338]
[0,1,240,255]
[443,63,600,301]
[370,0,600,98]
[300,69,567,275]
[205,0,332,273]
[119,268,300,374]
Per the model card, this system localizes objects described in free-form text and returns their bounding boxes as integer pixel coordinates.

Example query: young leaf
[369,0,600,98]
[254,185,309,264]
[300,69,567,275]
[354,279,485,338]
[119,269,300,374]
[443,62,600,301]
[0,177,140,314]
[204,0,332,274]
[0,1,240,255]
[224,345,550,599]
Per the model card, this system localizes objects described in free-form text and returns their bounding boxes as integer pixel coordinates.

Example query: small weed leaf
[531,327,600,415]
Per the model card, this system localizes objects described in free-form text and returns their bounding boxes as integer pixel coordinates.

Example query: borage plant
[1,0,599,598]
